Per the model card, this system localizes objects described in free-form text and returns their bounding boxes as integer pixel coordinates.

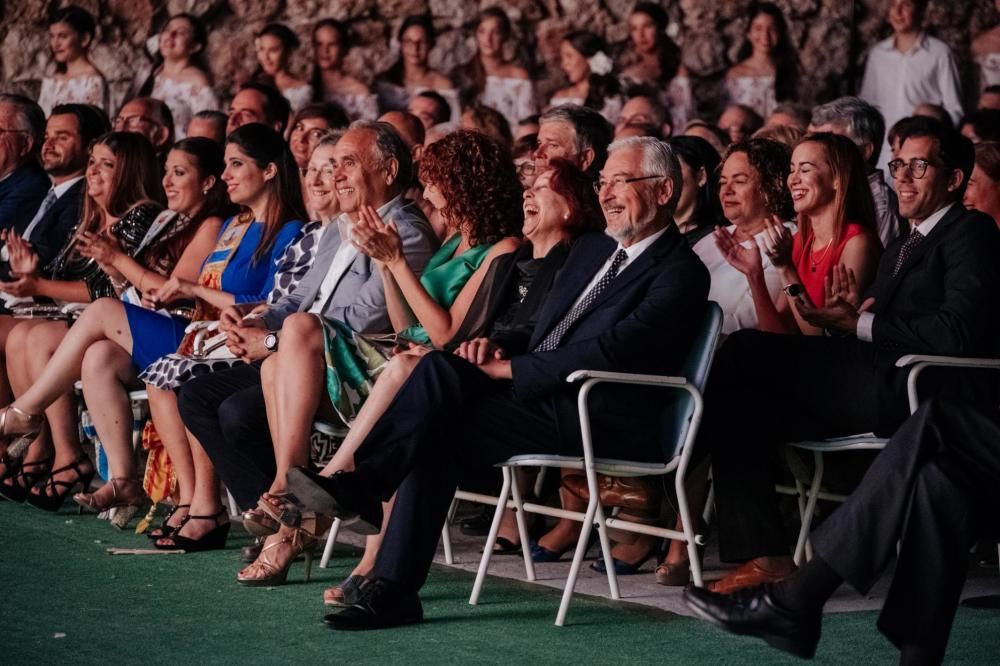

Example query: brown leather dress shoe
[562,473,661,513]
[707,559,796,595]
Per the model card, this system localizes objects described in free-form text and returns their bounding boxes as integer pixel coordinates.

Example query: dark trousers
[176,361,272,509]
[812,399,1000,661]
[699,330,893,562]
[346,351,562,591]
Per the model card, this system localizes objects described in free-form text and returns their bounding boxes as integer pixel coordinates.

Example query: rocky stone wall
[2,0,997,118]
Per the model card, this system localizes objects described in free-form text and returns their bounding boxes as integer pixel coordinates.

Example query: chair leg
[701,476,715,526]
[556,494,599,626]
[469,468,512,606]
[676,468,704,588]
[508,468,535,582]
[533,466,547,498]
[319,518,341,569]
[793,451,824,566]
[594,503,620,601]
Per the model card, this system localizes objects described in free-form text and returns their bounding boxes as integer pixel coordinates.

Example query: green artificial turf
[1,503,997,664]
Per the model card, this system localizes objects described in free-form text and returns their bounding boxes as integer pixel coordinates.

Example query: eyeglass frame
[113,114,160,131]
[592,173,665,195]
[515,161,536,177]
[887,157,937,180]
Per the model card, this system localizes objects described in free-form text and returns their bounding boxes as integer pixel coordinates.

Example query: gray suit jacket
[262,196,437,333]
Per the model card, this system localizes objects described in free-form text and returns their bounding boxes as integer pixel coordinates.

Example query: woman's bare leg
[3,320,53,472]
[80,341,140,480]
[158,430,226,544]
[147,386,195,509]
[0,314,22,408]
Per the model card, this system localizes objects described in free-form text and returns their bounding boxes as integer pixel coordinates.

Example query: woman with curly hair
[237,129,522,586]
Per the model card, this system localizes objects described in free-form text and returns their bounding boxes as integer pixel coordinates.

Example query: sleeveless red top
[792,223,867,306]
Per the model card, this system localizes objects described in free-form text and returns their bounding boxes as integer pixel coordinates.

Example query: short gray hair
[0,93,45,156]
[349,120,413,193]
[810,96,885,167]
[607,136,683,215]
[539,104,613,176]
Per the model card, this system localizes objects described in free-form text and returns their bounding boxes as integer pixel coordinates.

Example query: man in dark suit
[700,118,1000,595]
[0,95,48,231]
[684,398,1000,663]
[0,104,110,281]
[286,136,711,629]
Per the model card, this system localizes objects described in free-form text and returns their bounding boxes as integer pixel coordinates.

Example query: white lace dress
[665,76,696,131]
[480,76,537,129]
[375,81,462,122]
[37,74,109,116]
[976,52,1000,91]
[282,84,314,113]
[152,77,219,139]
[325,90,379,121]
[548,94,623,125]
[725,76,776,118]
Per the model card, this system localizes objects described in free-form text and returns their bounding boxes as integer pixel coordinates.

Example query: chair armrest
[567,369,689,388]
[895,355,1000,415]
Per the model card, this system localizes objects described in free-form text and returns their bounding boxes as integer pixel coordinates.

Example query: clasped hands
[714,217,793,278]
[0,230,40,296]
[454,337,512,380]
[350,205,404,268]
[791,263,875,334]
[219,303,270,362]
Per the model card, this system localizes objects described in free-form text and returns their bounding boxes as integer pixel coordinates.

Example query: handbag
[176,320,237,360]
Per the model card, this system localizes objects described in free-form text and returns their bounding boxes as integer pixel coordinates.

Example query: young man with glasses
[690,117,1000,598]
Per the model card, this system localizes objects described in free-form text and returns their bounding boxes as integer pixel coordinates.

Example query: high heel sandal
[242,505,280,537]
[25,457,93,512]
[236,527,315,586]
[147,504,191,540]
[154,508,230,553]
[256,491,301,528]
[324,574,368,607]
[0,406,44,460]
[72,477,144,528]
[0,453,53,503]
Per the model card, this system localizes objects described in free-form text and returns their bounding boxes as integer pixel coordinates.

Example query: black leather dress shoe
[286,467,383,535]
[683,584,821,659]
[323,579,424,630]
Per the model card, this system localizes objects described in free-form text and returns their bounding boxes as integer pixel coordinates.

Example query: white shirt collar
[883,31,929,55]
[336,194,403,229]
[51,175,84,199]
[617,225,668,262]
[912,201,955,236]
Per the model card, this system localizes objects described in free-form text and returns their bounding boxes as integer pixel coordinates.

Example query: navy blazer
[0,163,49,232]
[1,178,84,281]
[510,228,710,462]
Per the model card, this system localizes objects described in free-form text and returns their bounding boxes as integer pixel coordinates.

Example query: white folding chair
[312,419,350,569]
[787,354,1000,565]
[469,302,723,626]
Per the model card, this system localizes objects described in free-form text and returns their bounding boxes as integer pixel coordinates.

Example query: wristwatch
[782,283,804,297]
[264,332,279,352]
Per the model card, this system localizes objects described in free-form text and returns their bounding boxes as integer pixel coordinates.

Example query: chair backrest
[660,301,723,460]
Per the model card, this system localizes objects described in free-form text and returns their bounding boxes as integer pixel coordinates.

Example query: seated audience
[287,103,350,175]
[534,104,613,178]
[718,104,764,144]
[513,134,538,189]
[452,7,536,133]
[310,18,378,121]
[227,83,291,135]
[113,97,175,161]
[913,102,954,127]
[973,12,1000,96]
[669,135,723,245]
[37,6,108,115]
[694,138,794,334]
[375,15,459,123]
[958,108,1000,143]
[515,115,539,141]
[252,23,313,113]
[750,122,803,147]
[285,136,710,629]
[407,90,453,131]
[0,95,48,231]
[185,110,227,144]
[964,141,1000,225]
[724,2,798,119]
[0,132,164,503]
[764,103,810,131]
[126,13,219,139]
[459,104,513,147]
[549,31,623,124]
[683,119,731,155]
[697,119,1000,596]
[615,90,672,140]
[0,138,231,516]
[810,96,904,246]
[685,398,1000,665]
[235,129,522,588]
[860,0,963,171]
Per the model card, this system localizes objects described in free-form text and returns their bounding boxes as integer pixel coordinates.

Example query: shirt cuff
[856,312,875,342]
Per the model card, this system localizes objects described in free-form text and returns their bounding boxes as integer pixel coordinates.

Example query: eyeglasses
[516,161,536,177]
[888,157,934,180]
[113,114,159,131]
[0,127,28,136]
[593,174,663,195]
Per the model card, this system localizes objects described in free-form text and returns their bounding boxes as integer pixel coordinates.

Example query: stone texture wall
[2,0,998,117]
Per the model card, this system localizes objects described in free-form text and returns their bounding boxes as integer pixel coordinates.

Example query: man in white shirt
[859,0,963,174]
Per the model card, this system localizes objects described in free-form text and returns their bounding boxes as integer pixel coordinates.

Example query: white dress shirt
[860,33,963,174]
[22,176,84,241]
[568,226,667,313]
[856,202,955,342]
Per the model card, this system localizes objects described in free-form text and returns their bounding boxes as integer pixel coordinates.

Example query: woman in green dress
[238,129,522,585]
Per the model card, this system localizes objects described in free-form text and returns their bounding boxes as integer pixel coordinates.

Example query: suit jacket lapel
[528,235,615,349]
[582,229,678,316]
[877,204,962,307]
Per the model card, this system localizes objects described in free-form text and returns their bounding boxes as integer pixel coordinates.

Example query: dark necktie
[892,227,923,277]
[535,249,629,352]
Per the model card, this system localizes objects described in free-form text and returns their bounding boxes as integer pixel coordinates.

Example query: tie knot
[611,248,628,269]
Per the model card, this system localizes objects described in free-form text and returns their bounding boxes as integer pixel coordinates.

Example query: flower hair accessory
[587,51,613,76]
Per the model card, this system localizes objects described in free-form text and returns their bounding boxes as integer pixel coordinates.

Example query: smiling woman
[37,6,108,115]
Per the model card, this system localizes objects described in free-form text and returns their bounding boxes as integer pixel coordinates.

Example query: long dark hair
[546,158,605,236]
[377,14,436,87]
[563,31,621,112]
[629,2,681,84]
[137,14,212,99]
[670,135,724,228]
[79,132,164,234]
[735,2,799,103]
[226,124,306,263]
[48,6,96,74]
[252,23,301,88]
[455,7,513,105]
[310,18,351,103]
